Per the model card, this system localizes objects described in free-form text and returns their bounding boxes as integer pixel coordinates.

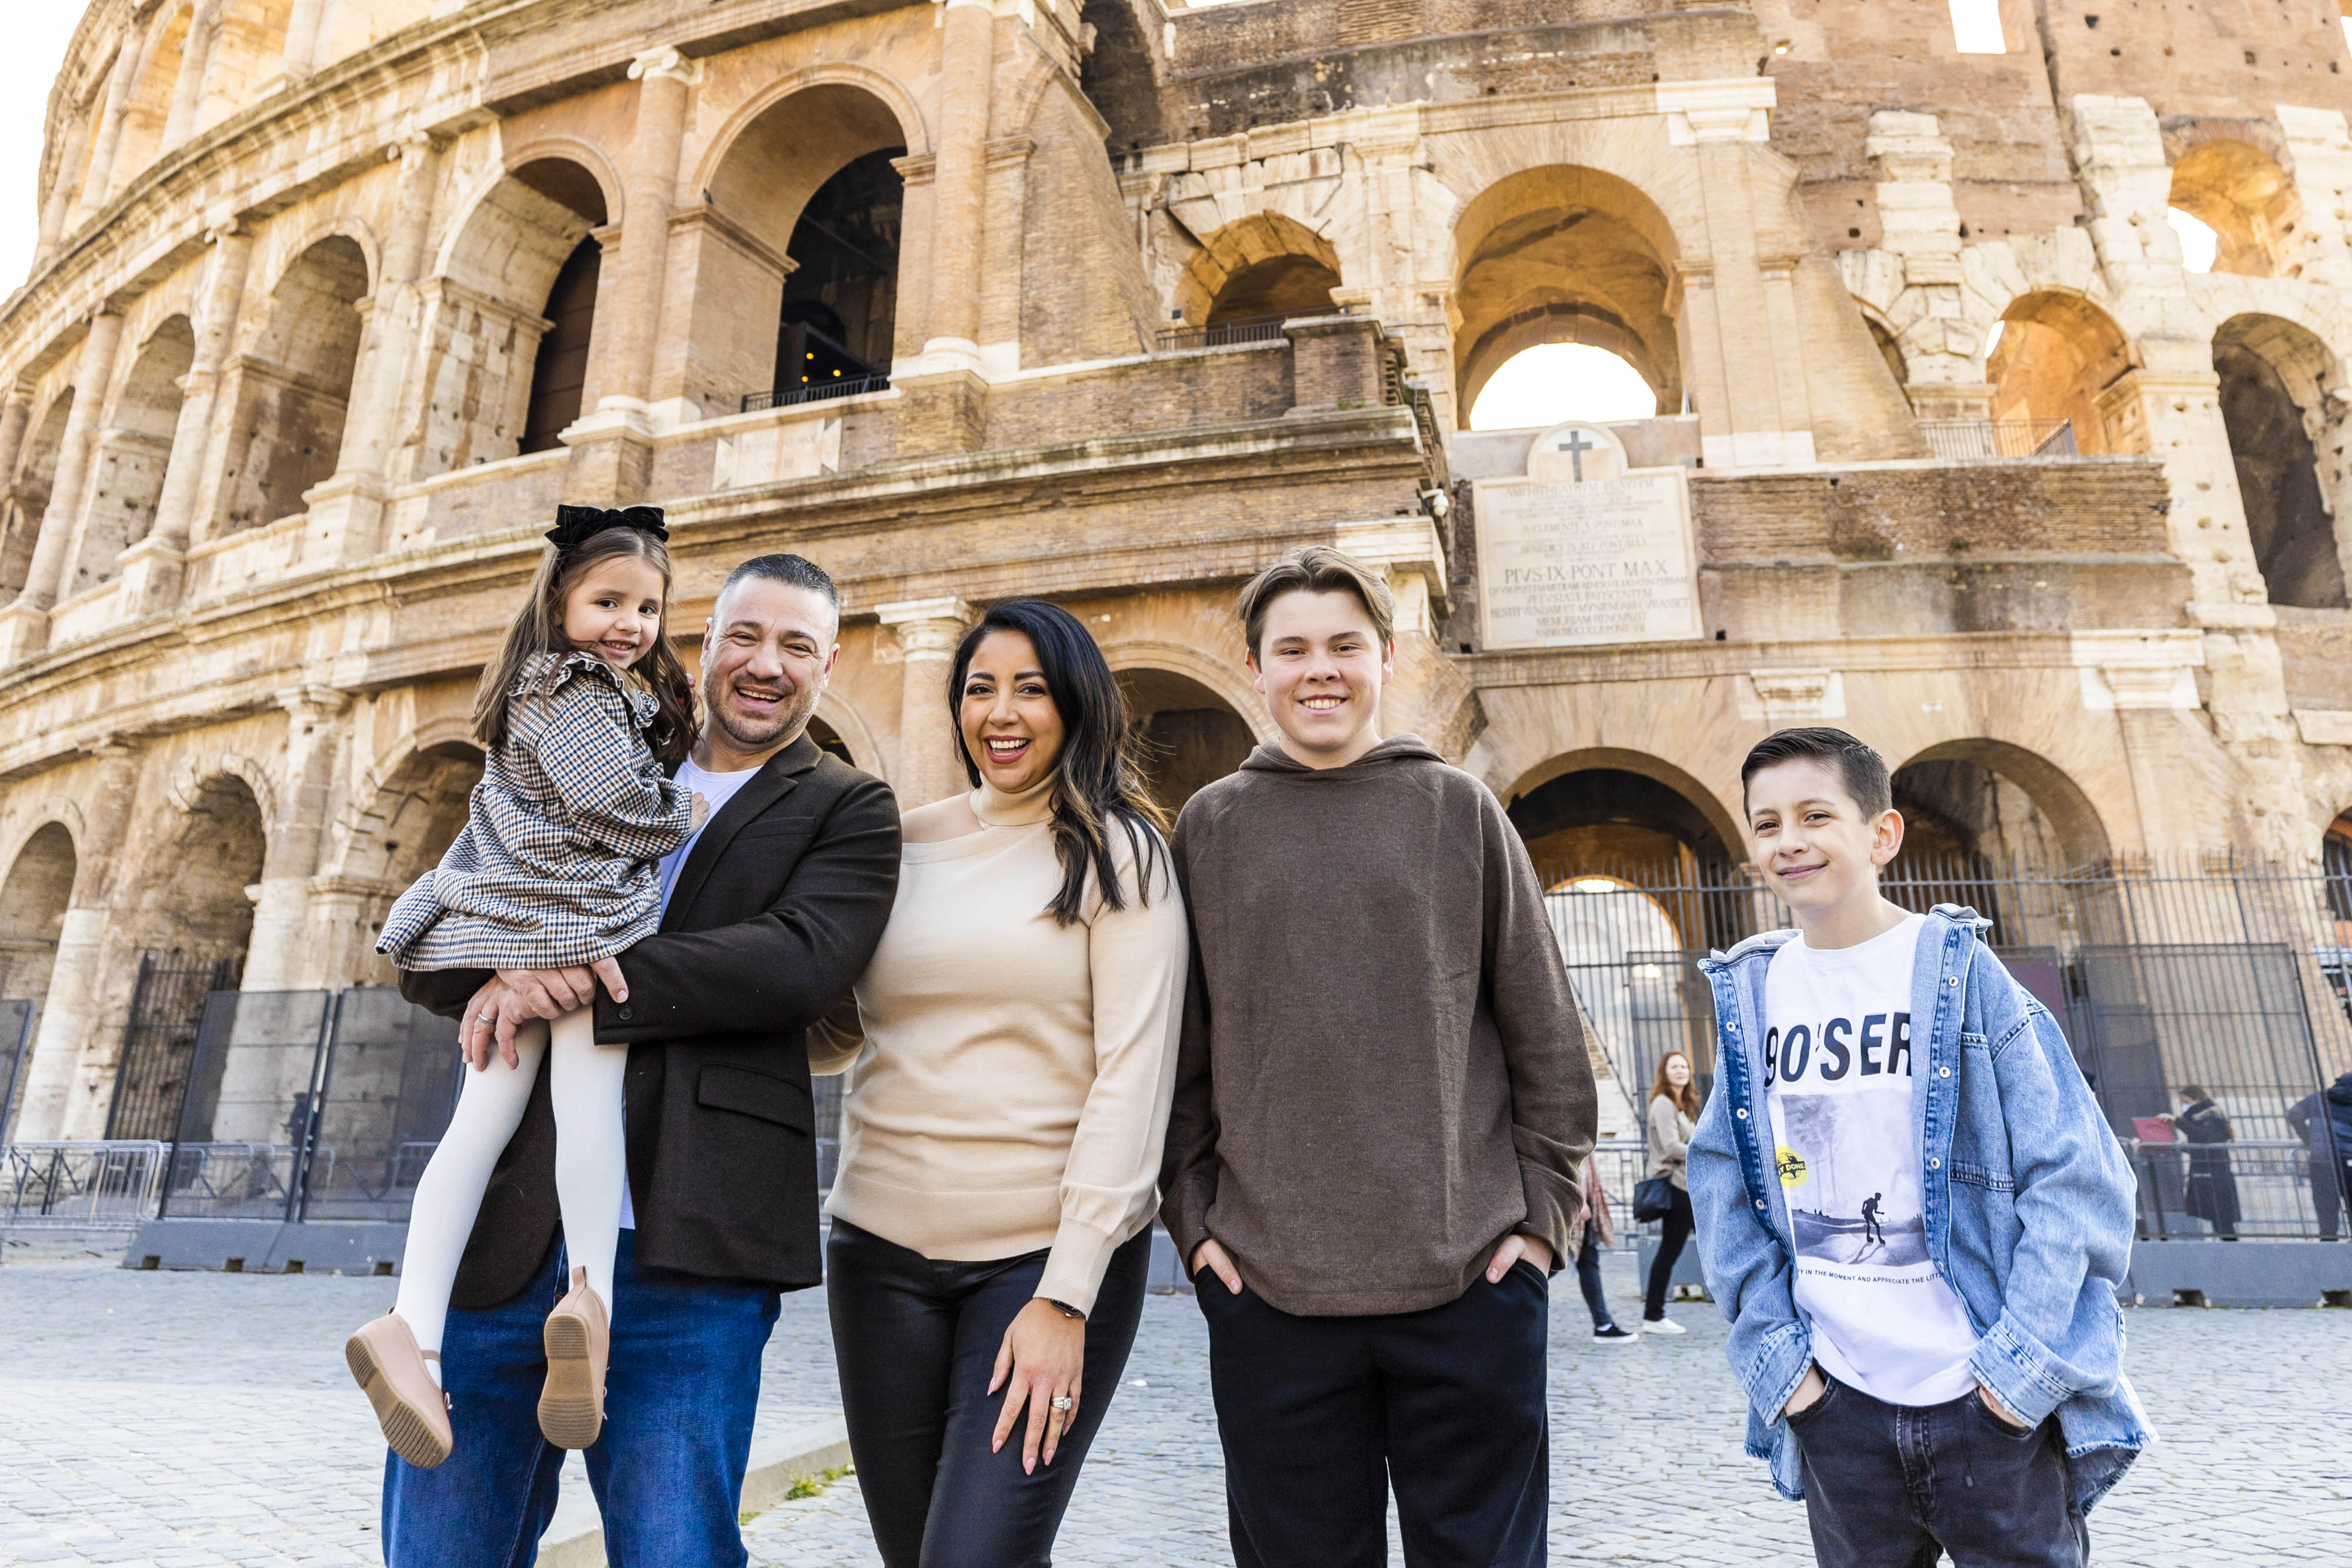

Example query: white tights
[394,1006,626,1359]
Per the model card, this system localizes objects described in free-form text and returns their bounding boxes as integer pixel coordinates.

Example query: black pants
[1789,1372,2088,1568]
[2311,1152,2350,1241]
[1643,1184,1694,1320]
[1196,1260,1548,1568]
[1574,1221,1615,1331]
[826,1218,1152,1568]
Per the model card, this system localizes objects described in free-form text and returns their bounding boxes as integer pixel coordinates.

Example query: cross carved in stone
[1555,428,1595,481]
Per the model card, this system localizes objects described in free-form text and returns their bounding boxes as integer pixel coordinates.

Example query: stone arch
[322,737,482,985]
[405,158,610,477]
[69,314,192,597]
[1450,165,1683,422]
[165,750,275,825]
[0,822,77,1005]
[1986,290,2141,455]
[498,136,624,227]
[1100,637,1274,744]
[2169,138,2296,279]
[2,390,74,598]
[1890,736,2114,872]
[814,689,886,776]
[1172,212,1344,327]
[672,79,914,418]
[1111,664,1259,818]
[1500,745,1746,867]
[2210,312,2348,608]
[111,3,193,193]
[220,234,370,531]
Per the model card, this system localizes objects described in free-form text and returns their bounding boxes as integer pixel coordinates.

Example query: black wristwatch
[1043,1298,1085,1320]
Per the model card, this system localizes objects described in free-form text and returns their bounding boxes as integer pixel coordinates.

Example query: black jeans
[826,1218,1152,1568]
[1574,1220,1615,1331]
[1643,1184,1694,1320]
[1196,1260,1549,1568]
[1789,1372,2089,1568]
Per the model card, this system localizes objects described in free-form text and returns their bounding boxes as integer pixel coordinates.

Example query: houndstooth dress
[377,651,694,971]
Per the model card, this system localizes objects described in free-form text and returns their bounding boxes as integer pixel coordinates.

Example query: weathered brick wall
[984,342,1294,447]
[1020,86,1160,367]
[1692,459,2174,562]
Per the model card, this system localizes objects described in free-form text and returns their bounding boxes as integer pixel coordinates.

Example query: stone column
[307,135,440,563]
[564,47,698,503]
[34,115,92,266]
[241,687,352,993]
[0,386,30,494]
[878,597,975,807]
[892,0,994,455]
[0,308,123,664]
[72,42,143,226]
[277,0,330,85]
[10,743,140,1141]
[163,0,224,149]
[120,223,252,614]
[2279,106,2352,292]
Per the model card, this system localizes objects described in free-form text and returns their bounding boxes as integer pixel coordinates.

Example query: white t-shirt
[617,756,763,1231]
[1763,911,1980,1406]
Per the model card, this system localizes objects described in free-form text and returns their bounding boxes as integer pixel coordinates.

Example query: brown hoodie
[1159,734,1598,1316]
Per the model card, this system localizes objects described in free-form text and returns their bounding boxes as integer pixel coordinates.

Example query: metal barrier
[161,990,334,1220]
[739,374,889,413]
[0,999,36,1145]
[1917,417,2079,461]
[2,1140,168,1229]
[300,987,462,1222]
[1544,852,2352,1241]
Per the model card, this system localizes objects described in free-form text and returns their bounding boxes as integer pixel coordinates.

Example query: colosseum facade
[3,0,2350,1142]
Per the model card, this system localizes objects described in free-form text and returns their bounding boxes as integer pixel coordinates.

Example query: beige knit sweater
[811,781,1188,1313]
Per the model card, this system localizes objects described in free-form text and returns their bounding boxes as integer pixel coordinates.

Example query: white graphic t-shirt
[619,755,763,1230]
[1763,911,1980,1406]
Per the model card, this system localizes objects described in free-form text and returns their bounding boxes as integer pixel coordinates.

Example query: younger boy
[1688,727,2148,1568]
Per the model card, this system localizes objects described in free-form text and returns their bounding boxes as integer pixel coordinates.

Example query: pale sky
[1,11,85,292]
[1470,343,1658,432]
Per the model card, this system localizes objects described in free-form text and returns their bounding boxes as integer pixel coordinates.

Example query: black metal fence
[1916,417,2079,461]
[107,952,240,1141]
[739,374,890,413]
[1542,853,2352,1241]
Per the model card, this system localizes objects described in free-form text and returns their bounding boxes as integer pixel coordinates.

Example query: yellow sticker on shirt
[1776,1146,1810,1188]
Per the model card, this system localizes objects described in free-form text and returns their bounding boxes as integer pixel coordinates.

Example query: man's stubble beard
[709,674,823,754]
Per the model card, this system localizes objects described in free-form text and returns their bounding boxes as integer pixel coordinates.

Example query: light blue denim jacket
[1688,906,2151,1512]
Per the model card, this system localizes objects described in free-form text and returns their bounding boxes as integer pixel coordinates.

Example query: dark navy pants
[380,1229,781,1568]
[826,1218,1152,1568]
[1789,1372,2089,1568]
[1197,1259,1549,1568]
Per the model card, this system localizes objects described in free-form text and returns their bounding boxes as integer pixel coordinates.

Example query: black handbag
[1632,1175,1675,1223]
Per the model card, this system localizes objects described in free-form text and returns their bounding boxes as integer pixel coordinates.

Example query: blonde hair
[1235,545,1396,657]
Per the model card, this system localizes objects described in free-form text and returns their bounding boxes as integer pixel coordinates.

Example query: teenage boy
[1160,546,1597,1568]
[1688,727,2149,1568]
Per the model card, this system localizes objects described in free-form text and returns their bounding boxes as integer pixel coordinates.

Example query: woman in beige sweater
[1642,1048,1702,1333]
[811,599,1187,1568]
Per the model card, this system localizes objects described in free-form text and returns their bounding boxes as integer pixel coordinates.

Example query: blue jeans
[382,1229,781,1568]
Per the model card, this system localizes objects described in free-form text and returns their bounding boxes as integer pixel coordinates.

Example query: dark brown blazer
[399,733,900,1307]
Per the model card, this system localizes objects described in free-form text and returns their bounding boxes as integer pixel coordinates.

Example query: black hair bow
[545,504,669,551]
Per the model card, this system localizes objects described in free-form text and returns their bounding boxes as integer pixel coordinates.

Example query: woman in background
[1642,1049,1700,1333]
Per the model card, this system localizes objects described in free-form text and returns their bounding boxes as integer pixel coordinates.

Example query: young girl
[346,504,699,1470]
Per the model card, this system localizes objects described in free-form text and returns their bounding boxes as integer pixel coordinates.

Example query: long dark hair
[473,527,696,767]
[948,600,1168,925]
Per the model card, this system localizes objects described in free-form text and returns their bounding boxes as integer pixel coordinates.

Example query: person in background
[2165,1085,2239,1241]
[2287,1071,2352,1242]
[1642,1049,1700,1334]
[1577,1152,1635,1344]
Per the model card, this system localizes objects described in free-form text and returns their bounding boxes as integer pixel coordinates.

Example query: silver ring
[1050,1395,1073,1412]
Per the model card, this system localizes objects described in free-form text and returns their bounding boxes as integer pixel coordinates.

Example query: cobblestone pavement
[2,1239,2346,1566]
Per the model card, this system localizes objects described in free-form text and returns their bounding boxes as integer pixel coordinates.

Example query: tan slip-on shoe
[538,1266,610,1450]
[346,1313,453,1470]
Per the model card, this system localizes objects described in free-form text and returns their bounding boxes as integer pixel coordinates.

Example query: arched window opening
[222,236,368,531]
[2,393,74,598]
[111,7,192,193]
[2168,209,2219,274]
[773,148,904,402]
[75,316,192,596]
[2214,315,2347,609]
[1171,213,1345,333]
[1204,253,1338,325]
[520,238,602,454]
[1867,317,1908,387]
[335,739,483,987]
[107,775,266,1141]
[807,716,857,767]
[1116,668,1255,818]
[434,158,607,474]
[1468,343,1656,432]
[1452,166,1681,433]
[690,85,910,417]
[0,823,77,1004]
[1986,292,2138,454]
[2168,140,2294,279]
